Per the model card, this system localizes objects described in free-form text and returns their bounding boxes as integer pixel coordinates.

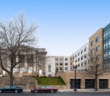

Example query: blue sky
[0,0,110,56]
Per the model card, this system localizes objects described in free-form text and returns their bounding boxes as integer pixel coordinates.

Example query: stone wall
[38,85,68,90]
[0,76,38,89]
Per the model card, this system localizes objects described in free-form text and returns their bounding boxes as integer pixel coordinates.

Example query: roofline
[70,42,89,56]
[89,27,103,39]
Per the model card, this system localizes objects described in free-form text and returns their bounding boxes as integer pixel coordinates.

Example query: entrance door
[70,79,81,89]
[99,79,107,89]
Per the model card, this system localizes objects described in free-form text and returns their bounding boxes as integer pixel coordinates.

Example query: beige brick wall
[89,28,103,70]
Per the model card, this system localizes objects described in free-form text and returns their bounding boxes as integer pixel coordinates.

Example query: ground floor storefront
[70,79,108,89]
[59,71,110,89]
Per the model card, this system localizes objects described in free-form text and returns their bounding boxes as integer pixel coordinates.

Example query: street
[0,92,110,96]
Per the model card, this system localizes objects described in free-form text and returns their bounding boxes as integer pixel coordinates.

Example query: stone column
[15,56,19,73]
[36,55,38,75]
[24,55,28,73]
[7,57,10,71]
[81,77,85,89]
[33,54,36,75]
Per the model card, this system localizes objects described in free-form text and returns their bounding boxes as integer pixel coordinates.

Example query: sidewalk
[23,89,110,92]
[58,89,110,92]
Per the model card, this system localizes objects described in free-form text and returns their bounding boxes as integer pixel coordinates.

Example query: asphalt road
[0,92,110,96]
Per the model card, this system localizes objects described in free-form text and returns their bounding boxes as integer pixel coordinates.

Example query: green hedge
[33,77,66,85]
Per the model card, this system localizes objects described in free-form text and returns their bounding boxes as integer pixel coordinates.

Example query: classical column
[36,55,38,75]
[15,56,19,73]
[24,55,28,73]
[7,57,10,71]
[33,54,36,75]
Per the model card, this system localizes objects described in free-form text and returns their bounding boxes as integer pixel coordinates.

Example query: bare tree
[0,12,38,86]
[85,48,110,91]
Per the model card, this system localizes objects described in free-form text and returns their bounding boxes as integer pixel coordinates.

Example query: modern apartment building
[70,43,89,72]
[45,56,70,76]
[103,23,110,69]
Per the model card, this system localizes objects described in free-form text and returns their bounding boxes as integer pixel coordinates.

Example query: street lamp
[73,63,78,91]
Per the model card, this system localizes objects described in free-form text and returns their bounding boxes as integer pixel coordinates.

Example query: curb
[22,90,110,92]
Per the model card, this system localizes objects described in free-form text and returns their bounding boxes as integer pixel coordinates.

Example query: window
[75,54,77,57]
[91,48,94,54]
[65,63,68,66]
[41,86,46,89]
[65,67,68,71]
[55,67,58,72]
[60,67,63,70]
[39,60,42,65]
[20,67,24,73]
[48,65,51,72]
[81,56,83,60]
[3,60,5,65]
[91,66,94,70]
[91,40,94,46]
[46,86,52,88]
[96,54,99,60]
[78,52,80,56]
[4,86,10,89]
[60,63,63,65]
[84,54,87,58]
[109,63,110,68]
[81,62,83,66]
[96,36,99,42]
[97,65,99,69]
[65,58,68,61]
[55,62,58,65]
[55,58,58,61]
[96,45,99,51]
[84,47,86,52]
[81,50,83,54]
[78,58,80,61]
[75,60,77,63]
[78,64,80,67]
[91,57,94,62]
[60,58,63,61]
[71,57,72,60]
[28,67,32,73]
[13,68,16,72]
[84,61,87,65]
[71,62,72,65]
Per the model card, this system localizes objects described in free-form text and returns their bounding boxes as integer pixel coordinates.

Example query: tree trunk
[95,74,97,91]
[10,70,13,86]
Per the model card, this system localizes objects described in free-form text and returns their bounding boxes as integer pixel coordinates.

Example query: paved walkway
[23,89,110,92]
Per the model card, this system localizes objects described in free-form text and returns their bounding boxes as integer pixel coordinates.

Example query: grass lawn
[33,77,66,85]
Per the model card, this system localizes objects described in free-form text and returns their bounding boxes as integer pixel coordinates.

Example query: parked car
[0,86,23,93]
[31,86,58,93]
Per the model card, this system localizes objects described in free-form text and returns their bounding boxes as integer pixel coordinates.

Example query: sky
[0,0,110,56]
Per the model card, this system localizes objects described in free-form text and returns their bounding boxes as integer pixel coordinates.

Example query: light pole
[73,63,78,91]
